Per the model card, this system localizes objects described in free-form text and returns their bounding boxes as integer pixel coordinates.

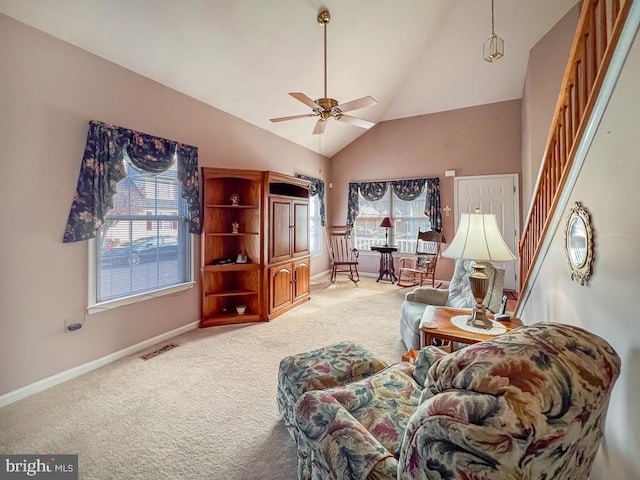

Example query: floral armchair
[292,323,620,480]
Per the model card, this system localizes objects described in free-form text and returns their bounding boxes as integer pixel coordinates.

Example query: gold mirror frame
[563,202,594,285]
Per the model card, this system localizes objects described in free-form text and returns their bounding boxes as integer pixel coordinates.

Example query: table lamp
[380,217,394,246]
[442,209,516,329]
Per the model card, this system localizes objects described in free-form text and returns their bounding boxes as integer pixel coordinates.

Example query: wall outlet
[64,318,83,333]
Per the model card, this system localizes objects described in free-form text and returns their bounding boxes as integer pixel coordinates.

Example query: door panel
[269,198,292,263]
[294,259,310,300]
[270,264,293,313]
[293,201,309,257]
[454,174,519,290]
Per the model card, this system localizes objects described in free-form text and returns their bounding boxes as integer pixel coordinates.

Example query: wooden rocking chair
[397,230,442,288]
[326,225,360,283]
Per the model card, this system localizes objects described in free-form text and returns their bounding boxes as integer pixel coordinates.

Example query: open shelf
[203,263,261,272]
[200,168,264,328]
[205,288,258,298]
[205,204,259,209]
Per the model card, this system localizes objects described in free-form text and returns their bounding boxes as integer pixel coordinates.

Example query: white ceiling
[0,0,577,157]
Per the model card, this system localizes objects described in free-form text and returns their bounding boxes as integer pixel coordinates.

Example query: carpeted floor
[0,275,411,480]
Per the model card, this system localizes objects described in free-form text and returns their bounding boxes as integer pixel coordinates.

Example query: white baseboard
[311,270,379,281]
[0,320,200,409]
[311,269,331,280]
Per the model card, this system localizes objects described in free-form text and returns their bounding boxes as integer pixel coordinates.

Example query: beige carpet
[0,275,410,480]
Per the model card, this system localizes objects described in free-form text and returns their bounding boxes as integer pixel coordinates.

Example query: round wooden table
[370,245,398,283]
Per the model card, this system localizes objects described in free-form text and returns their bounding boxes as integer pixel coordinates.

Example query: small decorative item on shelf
[211,257,233,265]
[231,222,240,234]
[236,305,246,315]
[236,249,248,264]
[230,193,240,206]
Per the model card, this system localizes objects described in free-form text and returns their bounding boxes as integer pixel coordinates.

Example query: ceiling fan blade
[336,96,377,114]
[289,92,321,110]
[312,118,327,135]
[270,113,317,123]
[335,115,375,130]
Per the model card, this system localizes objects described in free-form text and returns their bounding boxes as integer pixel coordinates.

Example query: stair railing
[518,0,632,295]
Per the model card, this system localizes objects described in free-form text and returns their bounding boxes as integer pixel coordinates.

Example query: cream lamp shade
[442,212,515,262]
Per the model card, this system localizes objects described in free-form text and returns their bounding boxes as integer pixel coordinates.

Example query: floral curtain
[347,182,360,229]
[358,182,388,201]
[425,178,442,232]
[63,121,201,243]
[346,181,388,228]
[391,179,425,201]
[296,174,325,226]
[346,178,441,231]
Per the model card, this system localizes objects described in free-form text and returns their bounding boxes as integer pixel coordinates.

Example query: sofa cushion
[277,341,388,440]
[411,346,449,387]
[319,363,422,454]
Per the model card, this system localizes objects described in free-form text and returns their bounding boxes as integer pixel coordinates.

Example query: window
[353,189,431,254]
[309,195,322,255]
[91,158,192,308]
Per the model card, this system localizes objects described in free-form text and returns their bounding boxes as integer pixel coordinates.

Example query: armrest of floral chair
[397,323,621,480]
[295,390,398,480]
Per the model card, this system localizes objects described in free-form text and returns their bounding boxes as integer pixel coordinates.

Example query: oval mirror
[564,202,594,285]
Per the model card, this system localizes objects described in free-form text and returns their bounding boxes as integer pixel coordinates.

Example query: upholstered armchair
[400,259,505,350]
[292,323,621,480]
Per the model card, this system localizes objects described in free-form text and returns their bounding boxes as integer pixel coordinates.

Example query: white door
[454,174,519,290]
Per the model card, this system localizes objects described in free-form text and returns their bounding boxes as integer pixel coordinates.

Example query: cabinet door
[292,200,309,258]
[269,197,292,263]
[293,259,310,301]
[269,264,293,314]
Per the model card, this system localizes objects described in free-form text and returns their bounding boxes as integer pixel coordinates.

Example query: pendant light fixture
[483,0,504,62]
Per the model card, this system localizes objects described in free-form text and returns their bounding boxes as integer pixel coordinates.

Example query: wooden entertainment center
[199,168,310,328]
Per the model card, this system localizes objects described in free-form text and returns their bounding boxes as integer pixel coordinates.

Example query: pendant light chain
[491,0,496,36]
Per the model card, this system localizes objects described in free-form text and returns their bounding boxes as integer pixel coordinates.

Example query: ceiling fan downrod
[317,9,330,100]
[268,7,377,134]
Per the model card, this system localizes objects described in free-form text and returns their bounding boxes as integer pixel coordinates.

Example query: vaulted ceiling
[0,0,577,157]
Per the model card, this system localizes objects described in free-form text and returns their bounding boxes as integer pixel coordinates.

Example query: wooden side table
[370,245,398,283]
[421,306,522,351]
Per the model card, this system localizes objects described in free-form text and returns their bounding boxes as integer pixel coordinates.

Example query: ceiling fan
[269,8,377,135]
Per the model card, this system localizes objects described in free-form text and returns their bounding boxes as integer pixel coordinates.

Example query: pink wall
[0,15,329,396]
[521,26,640,480]
[521,4,580,208]
[328,100,523,280]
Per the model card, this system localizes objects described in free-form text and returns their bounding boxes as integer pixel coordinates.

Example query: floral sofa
[290,323,620,480]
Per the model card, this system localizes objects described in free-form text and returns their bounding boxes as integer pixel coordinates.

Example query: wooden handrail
[518,0,632,298]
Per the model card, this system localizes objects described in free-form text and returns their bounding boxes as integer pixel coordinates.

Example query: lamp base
[465,306,493,329]
[466,262,493,330]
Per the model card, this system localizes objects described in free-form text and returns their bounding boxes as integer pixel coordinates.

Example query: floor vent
[139,343,179,360]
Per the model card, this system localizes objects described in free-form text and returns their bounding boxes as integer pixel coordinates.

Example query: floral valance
[296,174,326,226]
[63,121,201,243]
[347,177,442,232]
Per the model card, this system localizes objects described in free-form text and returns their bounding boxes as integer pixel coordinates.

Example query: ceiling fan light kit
[484,0,504,62]
[269,8,377,134]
